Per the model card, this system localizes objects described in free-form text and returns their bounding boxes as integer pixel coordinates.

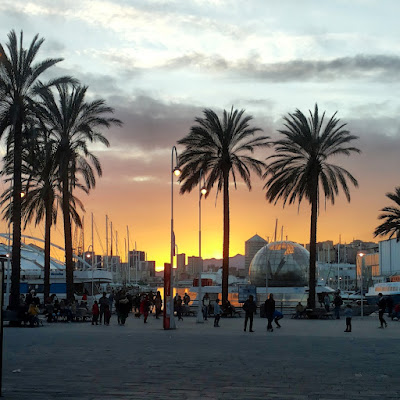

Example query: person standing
[108,291,114,314]
[324,293,331,312]
[155,291,162,319]
[202,293,210,321]
[242,295,257,332]
[176,295,183,321]
[333,292,343,319]
[213,298,221,327]
[99,292,109,324]
[92,300,99,325]
[377,293,388,328]
[265,294,275,332]
[140,295,150,324]
[344,304,352,332]
[118,293,131,325]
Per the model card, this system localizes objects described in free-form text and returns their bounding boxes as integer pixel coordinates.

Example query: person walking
[140,295,150,323]
[377,293,388,328]
[213,298,221,327]
[242,295,257,332]
[344,304,353,332]
[265,294,275,332]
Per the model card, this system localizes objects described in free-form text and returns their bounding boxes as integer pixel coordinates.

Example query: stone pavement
[2,313,400,400]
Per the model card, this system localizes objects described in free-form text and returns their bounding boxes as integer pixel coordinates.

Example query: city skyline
[1,1,400,268]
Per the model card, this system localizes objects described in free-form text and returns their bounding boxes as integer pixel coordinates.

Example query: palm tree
[374,187,400,241]
[177,108,270,306]
[263,104,360,308]
[37,83,122,301]
[20,134,60,302]
[0,30,71,309]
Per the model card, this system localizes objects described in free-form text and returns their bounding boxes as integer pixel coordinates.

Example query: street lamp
[359,252,365,317]
[197,169,207,323]
[169,146,181,330]
[87,245,94,301]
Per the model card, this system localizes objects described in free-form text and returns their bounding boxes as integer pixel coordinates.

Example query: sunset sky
[1,1,400,269]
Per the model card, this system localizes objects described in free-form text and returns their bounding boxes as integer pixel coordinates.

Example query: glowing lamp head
[86,253,91,258]
[359,252,365,258]
[200,187,207,195]
[20,192,25,198]
[173,167,181,177]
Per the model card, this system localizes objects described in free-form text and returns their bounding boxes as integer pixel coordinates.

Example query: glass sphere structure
[249,241,309,287]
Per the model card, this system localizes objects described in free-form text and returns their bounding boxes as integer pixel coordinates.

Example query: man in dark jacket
[243,295,257,332]
[265,294,275,332]
[377,293,388,328]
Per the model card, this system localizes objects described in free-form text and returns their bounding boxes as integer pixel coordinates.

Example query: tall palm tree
[177,108,269,306]
[263,104,360,308]
[37,83,122,301]
[374,187,400,241]
[0,30,71,309]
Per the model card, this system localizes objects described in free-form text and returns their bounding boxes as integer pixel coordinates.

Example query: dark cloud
[108,94,205,150]
[159,53,400,82]
[42,66,122,96]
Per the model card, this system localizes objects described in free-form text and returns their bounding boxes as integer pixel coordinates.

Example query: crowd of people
[10,287,399,333]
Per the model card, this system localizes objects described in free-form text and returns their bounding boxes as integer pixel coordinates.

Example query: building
[245,234,268,272]
[312,240,378,264]
[187,256,203,277]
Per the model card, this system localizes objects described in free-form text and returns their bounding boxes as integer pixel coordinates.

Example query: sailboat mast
[127,226,130,284]
[105,215,109,272]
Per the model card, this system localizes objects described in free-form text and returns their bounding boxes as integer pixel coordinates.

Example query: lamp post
[359,252,365,317]
[197,169,207,323]
[86,245,94,301]
[169,146,181,330]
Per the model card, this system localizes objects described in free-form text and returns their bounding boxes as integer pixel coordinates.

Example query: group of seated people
[15,291,92,326]
[44,297,91,323]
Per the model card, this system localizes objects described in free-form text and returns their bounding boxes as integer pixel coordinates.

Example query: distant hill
[203,254,245,269]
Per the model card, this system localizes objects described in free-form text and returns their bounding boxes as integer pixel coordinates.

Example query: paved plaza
[2,313,400,400]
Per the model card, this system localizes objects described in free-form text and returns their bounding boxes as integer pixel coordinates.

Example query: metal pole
[127,226,130,285]
[105,215,109,272]
[5,183,12,308]
[360,254,364,318]
[169,146,179,329]
[91,213,94,302]
[197,169,205,323]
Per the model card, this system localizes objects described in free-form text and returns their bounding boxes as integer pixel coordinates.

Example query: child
[344,304,352,332]
[273,310,283,328]
[92,300,99,325]
[213,298,221,327]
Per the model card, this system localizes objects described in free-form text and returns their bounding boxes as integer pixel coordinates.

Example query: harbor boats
[365,280,400,305]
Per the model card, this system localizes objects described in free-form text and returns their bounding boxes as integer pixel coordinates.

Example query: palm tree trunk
[43,197,52,302]
[222,170,230,307]
[62,177,74,302]
[10,116,23,310]
[308,180,318,309]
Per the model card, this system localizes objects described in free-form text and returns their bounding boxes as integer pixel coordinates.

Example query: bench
[319,312,334,320]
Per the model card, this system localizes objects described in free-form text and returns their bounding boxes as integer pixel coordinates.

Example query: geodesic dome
[249,241,309,287]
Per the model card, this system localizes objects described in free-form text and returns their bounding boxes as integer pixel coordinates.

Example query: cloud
[108,94,204,150]
[158,53,400,82]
